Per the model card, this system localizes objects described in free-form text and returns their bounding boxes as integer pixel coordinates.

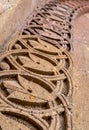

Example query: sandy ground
[73,13,89,130]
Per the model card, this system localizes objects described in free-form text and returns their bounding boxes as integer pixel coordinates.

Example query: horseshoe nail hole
[67,33,71,39]
[69,18,72,22]
[72,10,75,13]
[69,25,72,29]
[75,8,78,11]
[70,14,73,17]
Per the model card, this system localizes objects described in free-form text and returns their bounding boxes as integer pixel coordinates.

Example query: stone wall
[0,0,51,46]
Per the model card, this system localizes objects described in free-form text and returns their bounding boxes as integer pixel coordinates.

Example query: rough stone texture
[0,0,51,46]
[0,1,73,129]
[73,13,89,130]
[0,0,89,130]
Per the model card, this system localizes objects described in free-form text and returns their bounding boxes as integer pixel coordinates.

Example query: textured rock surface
[0,0,89,130]
[73,13,89,130]
[0,0,51,46]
